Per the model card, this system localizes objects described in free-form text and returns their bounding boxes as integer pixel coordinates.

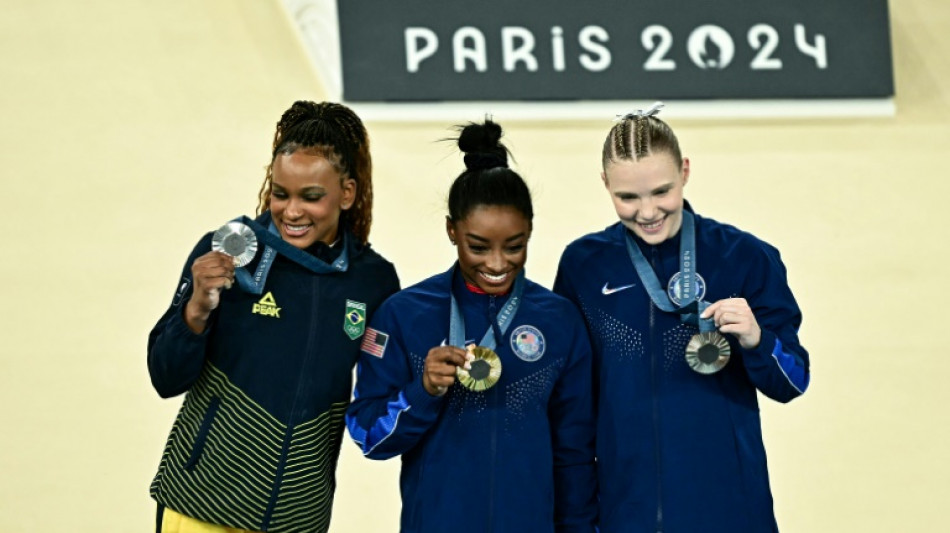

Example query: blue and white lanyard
[233,215,349,295]
[623,211,715,333]
[449,268,526,350]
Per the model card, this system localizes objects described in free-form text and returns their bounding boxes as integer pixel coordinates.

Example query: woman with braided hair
[346,120,597,532]
[148,100,400,533]
[554,103,810,532]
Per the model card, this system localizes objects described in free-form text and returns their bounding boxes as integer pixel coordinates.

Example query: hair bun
[458,120,502,152]
[458,120,508,170]
[464,152,507,171]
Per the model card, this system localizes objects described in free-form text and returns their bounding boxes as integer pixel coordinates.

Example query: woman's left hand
[700,298,761,350]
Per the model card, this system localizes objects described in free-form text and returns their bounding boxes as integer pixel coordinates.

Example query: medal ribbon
[449,268,526,351]
[623,211,715,333]
[233,215,350,295]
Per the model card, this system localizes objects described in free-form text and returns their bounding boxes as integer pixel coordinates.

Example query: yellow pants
[157,506,264,533]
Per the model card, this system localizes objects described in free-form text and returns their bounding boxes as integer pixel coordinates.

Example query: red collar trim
[465,281,509,296]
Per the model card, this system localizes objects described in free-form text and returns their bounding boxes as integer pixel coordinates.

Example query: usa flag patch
[361,327,389,358]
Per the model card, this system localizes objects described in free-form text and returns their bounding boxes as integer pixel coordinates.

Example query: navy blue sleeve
[553,248,577,304]
[550,304,598,532]
[554,246,601,408]
[345,300,445,459]
[147,235,213,398]
[384,264,401,296]
[372,253,402,301]
[739,242,810,403]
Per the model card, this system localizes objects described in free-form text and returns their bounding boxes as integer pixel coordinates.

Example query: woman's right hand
[423,345,473,396]
[184,251,235,333]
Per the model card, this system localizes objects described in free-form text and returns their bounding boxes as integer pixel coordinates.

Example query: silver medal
[211,222,258,267]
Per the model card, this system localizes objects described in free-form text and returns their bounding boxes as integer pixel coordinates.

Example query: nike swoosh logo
[602,282,636,295]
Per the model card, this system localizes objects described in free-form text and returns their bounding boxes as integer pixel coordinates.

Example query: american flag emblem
[361,327,389,358]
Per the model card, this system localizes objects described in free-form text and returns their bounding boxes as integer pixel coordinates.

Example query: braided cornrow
[613,119,628,164]
[636,117,647,158]
[257,101,374,244]
[601,115,682,171]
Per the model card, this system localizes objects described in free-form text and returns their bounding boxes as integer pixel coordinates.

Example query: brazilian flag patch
[344,300,367,340]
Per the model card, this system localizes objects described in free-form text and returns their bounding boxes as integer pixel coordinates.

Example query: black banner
[336,0,893,102]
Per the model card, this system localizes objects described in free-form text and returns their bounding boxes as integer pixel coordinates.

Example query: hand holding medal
[423,345,474,397]
[456,344,502,391]
[442,268,524,391]
[700,298,762,350]
[183,250,236,333]
[182,222,259,334]
[625,210,736,375]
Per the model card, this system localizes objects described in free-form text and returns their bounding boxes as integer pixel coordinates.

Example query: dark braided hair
[447,120,533,223]
[601,114,682,171]
[257,101,374,244]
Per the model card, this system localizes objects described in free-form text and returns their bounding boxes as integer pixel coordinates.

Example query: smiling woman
[555,103,810,533]
[259,101,374,246]
[448,204,530,294]
[269,150,355,249]
[344,120,598,533]
[146,101,400,533]
[602,151,689,245]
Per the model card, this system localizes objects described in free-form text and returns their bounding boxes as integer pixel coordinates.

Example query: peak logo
[253,292,281,318]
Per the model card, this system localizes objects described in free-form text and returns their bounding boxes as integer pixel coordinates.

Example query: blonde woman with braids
[147,101,400,533]
[554,103,810,533]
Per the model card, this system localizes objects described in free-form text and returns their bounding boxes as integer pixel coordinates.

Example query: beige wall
[1,1,947,530]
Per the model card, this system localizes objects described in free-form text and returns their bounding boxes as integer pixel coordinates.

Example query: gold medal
[685,331,730,375]
[212,222,258,267]
[457,345,502,391]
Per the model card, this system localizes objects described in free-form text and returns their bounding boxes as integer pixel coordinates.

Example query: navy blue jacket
[554,210,809,533]
[148,212,399,533]
[346,266,597,533]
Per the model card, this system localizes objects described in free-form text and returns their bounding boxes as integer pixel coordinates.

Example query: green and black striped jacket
[148,218,399,532]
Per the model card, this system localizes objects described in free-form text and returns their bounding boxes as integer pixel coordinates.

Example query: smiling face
[603,152,690,245]
[269,149,355,249]
[447,205,532,295]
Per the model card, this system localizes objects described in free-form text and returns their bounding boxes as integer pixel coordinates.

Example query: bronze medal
[685,331,730,375]
[457,345,502,391]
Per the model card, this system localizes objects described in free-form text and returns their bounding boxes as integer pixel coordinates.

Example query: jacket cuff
[171,302,211,341]
[741,328,777,361]
[404,378,445,413]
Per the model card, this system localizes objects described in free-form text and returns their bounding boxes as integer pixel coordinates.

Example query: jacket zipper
[650,246,664,533]
[262,275,322,530]
[487,295,498,531]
